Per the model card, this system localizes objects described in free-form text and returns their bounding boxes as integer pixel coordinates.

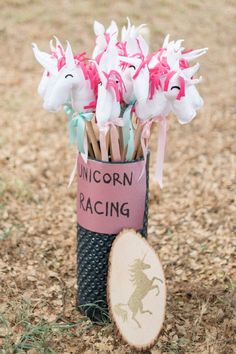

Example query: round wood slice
[107,229,166,350]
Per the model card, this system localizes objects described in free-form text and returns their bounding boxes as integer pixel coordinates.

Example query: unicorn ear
[182,48,208,61]
[107,20,118,36]
[65,41,75,69]
[182,62,200,79]
[94,21,105,36]
[174,39,184,51]
[162,34,170,48]
[32,43,57,74]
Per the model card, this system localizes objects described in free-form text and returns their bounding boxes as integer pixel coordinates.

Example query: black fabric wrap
[76,158,149,322]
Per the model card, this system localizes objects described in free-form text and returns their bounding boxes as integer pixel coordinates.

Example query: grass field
[0,0,235,353]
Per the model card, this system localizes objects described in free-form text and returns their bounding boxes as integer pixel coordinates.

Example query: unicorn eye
[116,80,119,84]
[99,81,102,86]
[129,65,136,70]
[65,74,74,79]
[171,85,180,90]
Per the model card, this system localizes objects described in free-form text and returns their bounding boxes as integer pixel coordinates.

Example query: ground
[0,0,235,353]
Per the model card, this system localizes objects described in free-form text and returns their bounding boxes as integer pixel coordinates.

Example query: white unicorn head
[41,42,95,113]
[135,64,206,124]
[161,37,207,120]
[163,70,203,124]
[135,44,206,123]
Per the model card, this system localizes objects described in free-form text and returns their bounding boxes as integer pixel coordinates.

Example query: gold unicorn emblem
[114,256,163,328]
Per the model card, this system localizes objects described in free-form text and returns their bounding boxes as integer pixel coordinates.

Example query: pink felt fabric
[77,154,147,234]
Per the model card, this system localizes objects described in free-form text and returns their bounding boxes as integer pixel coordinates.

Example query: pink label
[77,154,147,234]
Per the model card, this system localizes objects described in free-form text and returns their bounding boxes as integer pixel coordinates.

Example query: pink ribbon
[99,118,124,162]
[139,116,167,188]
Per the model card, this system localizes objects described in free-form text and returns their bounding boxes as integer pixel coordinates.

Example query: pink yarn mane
[148,55,170,99]
[87,62,100,98]
[56,52,88,71]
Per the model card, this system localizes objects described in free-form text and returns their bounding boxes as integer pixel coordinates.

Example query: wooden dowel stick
[109,130,114,161]
[136,143,143,159]
[86,121,101,160]
[88,142,95,158]
[106,130,110,161]
[122,144,128,161]
[110,127,121,162]
[131,124,143,160]
[118,126,124,159]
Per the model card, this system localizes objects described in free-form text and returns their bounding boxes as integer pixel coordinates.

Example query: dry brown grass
[0,0,235,353]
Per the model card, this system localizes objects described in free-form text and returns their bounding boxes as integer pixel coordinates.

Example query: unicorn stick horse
[33,41,101,159]
[94,44,126,161]
[116,24,150,160]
